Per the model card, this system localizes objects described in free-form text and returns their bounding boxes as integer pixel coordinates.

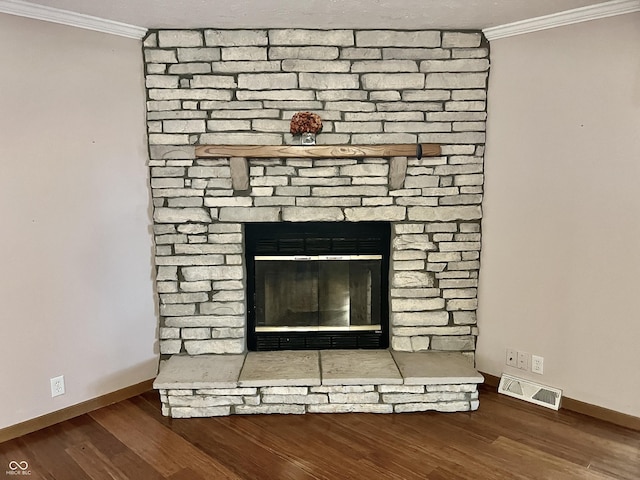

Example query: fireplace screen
[245,222,390,351]
[255,255,382,332]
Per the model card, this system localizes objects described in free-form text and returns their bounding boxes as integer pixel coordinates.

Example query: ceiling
[20,0,610,30]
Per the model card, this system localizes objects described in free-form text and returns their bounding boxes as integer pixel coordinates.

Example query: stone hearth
[154,350,483,417]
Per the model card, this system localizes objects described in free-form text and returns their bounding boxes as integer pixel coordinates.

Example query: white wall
[478,13,640,417]
[0,14,157,429]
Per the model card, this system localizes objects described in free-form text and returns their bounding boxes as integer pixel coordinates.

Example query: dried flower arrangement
[289,112,323,135]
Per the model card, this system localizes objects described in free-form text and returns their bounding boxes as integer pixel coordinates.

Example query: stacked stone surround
[143,29,489,359]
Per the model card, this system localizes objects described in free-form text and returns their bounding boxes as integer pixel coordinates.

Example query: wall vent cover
[498,373,562,410]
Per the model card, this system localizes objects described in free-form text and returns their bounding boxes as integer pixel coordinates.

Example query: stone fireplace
[145,28,488,416]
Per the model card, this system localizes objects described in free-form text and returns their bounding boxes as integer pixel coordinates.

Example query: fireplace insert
[245,222,390,351]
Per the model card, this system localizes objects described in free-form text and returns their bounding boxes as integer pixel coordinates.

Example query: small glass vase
[300,132,316,145]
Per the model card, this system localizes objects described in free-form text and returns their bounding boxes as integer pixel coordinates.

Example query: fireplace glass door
[245,221,389,351]
[255,255,382,332]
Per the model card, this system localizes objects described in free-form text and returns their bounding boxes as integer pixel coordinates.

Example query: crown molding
[0,0,147,39]
[1,0,637,42]
[483,0,640,41]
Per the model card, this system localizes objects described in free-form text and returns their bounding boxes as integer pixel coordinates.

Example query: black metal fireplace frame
[245,222,390,351]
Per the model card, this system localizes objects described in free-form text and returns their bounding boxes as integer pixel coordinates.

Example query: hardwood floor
[1,387,638,479]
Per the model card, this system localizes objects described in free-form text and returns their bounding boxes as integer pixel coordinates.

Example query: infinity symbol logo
[8,461,29,471]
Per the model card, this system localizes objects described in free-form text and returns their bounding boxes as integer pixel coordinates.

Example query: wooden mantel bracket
[195,144,440,159]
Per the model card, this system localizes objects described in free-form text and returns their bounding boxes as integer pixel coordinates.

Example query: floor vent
[498,374,562,410]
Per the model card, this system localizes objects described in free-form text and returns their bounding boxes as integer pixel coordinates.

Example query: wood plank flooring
[1,387,638,479]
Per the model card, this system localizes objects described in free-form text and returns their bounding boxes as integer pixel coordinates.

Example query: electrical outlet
[517,351,530,370]
[50,375,65,397]
[506,348,517,367]
[532,355,544,374]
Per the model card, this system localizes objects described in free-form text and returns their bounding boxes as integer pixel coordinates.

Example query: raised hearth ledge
[154,350,483,417]
[195,143,441,159]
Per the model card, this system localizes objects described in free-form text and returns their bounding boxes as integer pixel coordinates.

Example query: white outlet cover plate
[532,355,544,374]
[50,375,65,397]
[506,348,517,367]
[517,351,529,370]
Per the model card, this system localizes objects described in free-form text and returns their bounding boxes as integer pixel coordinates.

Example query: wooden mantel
[195,143,440,159]
[195,143,441,191]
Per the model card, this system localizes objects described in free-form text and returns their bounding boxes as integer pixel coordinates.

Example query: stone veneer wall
[143,29,489,358]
